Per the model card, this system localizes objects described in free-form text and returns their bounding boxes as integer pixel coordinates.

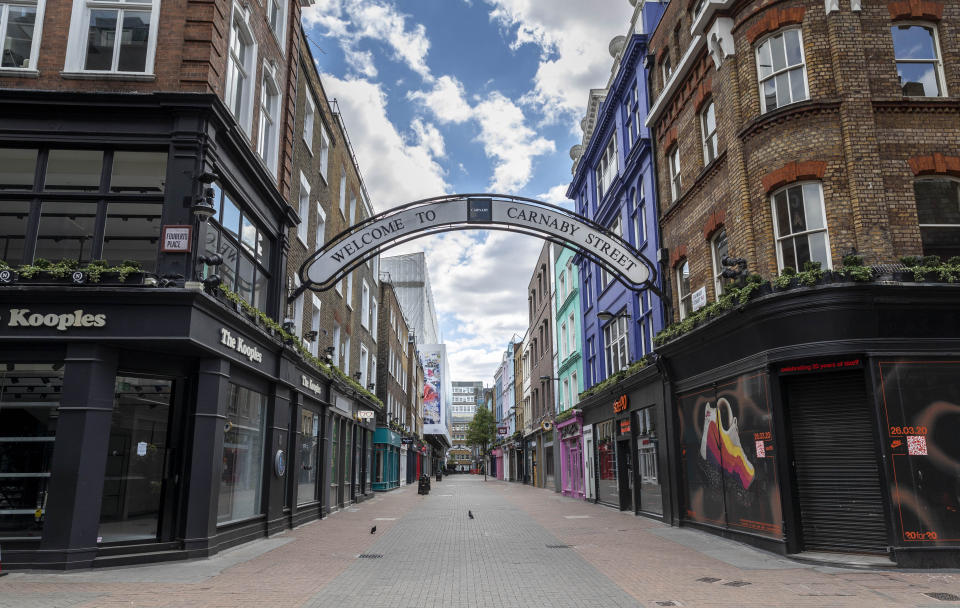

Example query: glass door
[98,376,172,543]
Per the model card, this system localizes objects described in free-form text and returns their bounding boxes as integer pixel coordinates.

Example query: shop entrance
[98,376,174,543]
[616,438,633,511]
[785,371,889,554]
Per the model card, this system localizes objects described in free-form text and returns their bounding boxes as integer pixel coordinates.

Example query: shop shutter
[786,372,889,554]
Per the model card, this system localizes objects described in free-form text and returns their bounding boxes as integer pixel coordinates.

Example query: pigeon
[468,510,474,520]
[370,526,376,534]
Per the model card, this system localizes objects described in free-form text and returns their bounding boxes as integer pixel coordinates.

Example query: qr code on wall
[755,440,766,458]
[907,435,927,456]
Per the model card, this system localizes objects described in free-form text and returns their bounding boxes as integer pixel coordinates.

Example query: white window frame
[914,177,960,256]
[770,182,832,272]
[315,202,326,249]
[359,344,369,389]
[291,277,303,337]
[370,355,377,391]
[346,273,353,309]
[360,279,370,330]
[595,134,618,201]
[64,0,160,75]
[603,314,630,377]
[755,27,809,114]
[677,260,692,320]
[891,22,947,98]
[339,167,347,217]
[370,298,378,342]
[0,0,46,71]
[309,294,321,357]
[559,322,568,359]
[266,0,287,54]
[303,92,315,149]
[701,99,718,165]
[258,63,281,174]
[669,146,682,201]
[297,172,310,245]
[710,229,728,300]
[567,312,575,355]
[343,335,350,375]
[222,4,257,135]
[349,193,357,226]
[332,323,341,368]
[570,371,579,406]
[318,122,331,183]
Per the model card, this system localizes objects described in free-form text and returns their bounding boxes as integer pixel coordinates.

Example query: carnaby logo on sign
[219,328,263,363]
[301,375,323,396]
[7,308,106,331]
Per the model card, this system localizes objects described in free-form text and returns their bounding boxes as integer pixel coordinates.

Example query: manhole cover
[546,544,572,549]
[697,577,721,584]
[358,554,382,559]
[925,592,960,602]
[724,581,751,587]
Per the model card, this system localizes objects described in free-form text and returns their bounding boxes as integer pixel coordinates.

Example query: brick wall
[649,0,960,322]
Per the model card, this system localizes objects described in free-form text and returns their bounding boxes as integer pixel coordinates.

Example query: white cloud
[305,0,433,81]
[406,76,473,124]
[536,183,572,205]
[320,74,449,209]
[473,92,555,192]
[480,0,634,127]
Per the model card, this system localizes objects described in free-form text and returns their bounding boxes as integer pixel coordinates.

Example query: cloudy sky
[304,0,634,381]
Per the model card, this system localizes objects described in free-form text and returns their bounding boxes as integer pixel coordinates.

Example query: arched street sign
[295,194,657,297]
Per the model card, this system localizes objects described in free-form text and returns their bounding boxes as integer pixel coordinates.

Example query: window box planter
[10,270,145,285]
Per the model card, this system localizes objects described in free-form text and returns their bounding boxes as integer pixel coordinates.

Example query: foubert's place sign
[219,328,263,363]
[7,308,106,331]
[301,196,653,291]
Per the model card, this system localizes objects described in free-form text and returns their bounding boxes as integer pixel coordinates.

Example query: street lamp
[597,309,630,323]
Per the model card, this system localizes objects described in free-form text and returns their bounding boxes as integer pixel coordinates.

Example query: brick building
[524,242,558,490]
[0,0,386,569]
[645,0,960,567]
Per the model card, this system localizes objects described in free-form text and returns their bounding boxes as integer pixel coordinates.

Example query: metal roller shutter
[786,372,889,554]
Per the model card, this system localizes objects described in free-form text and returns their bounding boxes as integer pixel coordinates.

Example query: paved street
[2,476,960,608]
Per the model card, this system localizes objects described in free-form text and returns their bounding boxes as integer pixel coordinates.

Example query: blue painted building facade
[567,2,666,391]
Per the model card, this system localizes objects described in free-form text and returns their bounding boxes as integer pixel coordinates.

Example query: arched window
[914,178,960,260]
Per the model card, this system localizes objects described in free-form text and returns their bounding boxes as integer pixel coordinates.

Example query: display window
[217,384,267,525]
[595,419,618,506]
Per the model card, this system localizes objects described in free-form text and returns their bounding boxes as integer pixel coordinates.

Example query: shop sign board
[613,394,629,414]
[7,308,106,331]
[219,328,263,363]
[692,286,707,311]
[779,358,862,374]
[497,426,508,435]
[619,420,631,434]
[301,375,323,397]
[160,225,192,252]
[356,410,375,421]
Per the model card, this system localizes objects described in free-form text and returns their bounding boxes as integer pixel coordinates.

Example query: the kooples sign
[304,198,652,290]
[301,375,323,397]
[219,328,263,363]
[7,308,106,331]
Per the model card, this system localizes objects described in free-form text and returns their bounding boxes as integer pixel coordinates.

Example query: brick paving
[1,476,960,607]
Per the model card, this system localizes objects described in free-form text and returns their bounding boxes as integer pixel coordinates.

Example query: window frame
[297,172,309,245]
[602,313,630,378]
[266,0,287,54]
[303,92,316,150]
[668,145,682,201]
[755,27,809,114]
[770,181,832,272]
[0,0,46,71]
[891,21,947,98]
[224,4,257,136]
[913,176,960,258]
[595,134,618,202]
[676,259,692,320]
[64,0,161,76]
[710,228,728,301]
[257,63,281,174]
[701,99,718,165]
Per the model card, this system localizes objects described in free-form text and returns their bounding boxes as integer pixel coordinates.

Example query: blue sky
[303,0,635,380]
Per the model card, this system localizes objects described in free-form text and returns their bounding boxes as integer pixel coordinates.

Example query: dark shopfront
[580,365,673,520]
[660,283,960,567]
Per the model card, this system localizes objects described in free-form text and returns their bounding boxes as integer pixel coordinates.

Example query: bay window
[65,0,160,74]
[0,0,46,70]
[756,28,808,113]
[771,182,831,271]
[891,23,945,97]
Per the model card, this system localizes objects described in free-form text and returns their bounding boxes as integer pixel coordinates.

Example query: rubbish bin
[435,470,442,482]
[418,474,431,495]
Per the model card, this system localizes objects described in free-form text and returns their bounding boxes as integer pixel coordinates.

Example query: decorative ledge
[0,68,39,78]
[60,71,156,82]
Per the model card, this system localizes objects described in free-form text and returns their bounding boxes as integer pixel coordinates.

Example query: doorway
[616,438,633,511]
[98,376,173,543]
[785,371,889,554]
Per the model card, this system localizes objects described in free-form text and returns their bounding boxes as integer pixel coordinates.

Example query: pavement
[1,476,959,607]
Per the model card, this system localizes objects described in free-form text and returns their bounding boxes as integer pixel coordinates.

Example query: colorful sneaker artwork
[699,398,756,489]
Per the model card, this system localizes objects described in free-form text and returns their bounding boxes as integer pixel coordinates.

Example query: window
[318,123,331,183]
[570,371,579,406]
[669,146,681,201]
[303,93,315,149]
[756,28,807,113]
[677,260,692,319]
[370,298,378,340]
[370,356,377,391]
[297,408,320,505]
[339,168,347,217]
[203,184,273,310]
[771,182,830,271]
[603,314,630,377]
[568,312,576,355]
[65,0,158,74]
[0,0,45,70]
[662,55,672,86]
[332,323,341,367]
[623,84,640,151]
[346,272,353,309]
[561,378,569,411]
[558,270,567,302]
[297,173,310,245]
[710,229,728,300]
[258,65,281,173]
[701,100,718,164]
[225,5,257,134]
[314,202,326,249]
[560,322,568,359]
[343,335,350,375]
[914,179,960,259]
[359,345,369,389]
[595,135,618,201]
[891,24,945,97]
[361,280,370,329]
[218,385,267,524]
[267,0,287,51]
[292,278,303,337]
[309,295,321,357]
[601,218,622,290]
[349,193,357,226]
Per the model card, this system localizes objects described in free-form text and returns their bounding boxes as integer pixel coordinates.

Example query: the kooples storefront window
[203,184,272,312]
[0,363,63,538]
[635,407,661,515]
[218,384,267,525]
[595,420,618,506]
[298,407,321,506]
[0,148,166,271]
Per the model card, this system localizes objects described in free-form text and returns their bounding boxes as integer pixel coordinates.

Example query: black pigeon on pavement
[370,525,376,534]
[468,510,474,519]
